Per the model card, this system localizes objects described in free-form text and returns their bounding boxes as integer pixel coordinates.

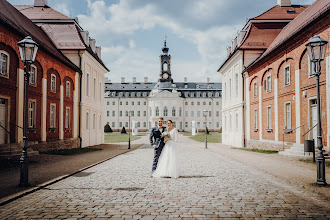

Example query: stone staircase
[0,143,39,160]
[279,143,312,157]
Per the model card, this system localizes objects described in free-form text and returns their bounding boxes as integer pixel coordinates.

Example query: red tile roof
[14,5,72,20]
[0,0,80,73]
[252,5,308,20]
[245,0,330,71]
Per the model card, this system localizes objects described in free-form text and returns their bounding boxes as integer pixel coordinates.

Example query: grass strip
[40,148,102,156]
[299,158,330,167]
[232,147,278,154]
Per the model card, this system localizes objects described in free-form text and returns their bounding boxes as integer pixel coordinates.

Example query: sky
[8,0,315,83]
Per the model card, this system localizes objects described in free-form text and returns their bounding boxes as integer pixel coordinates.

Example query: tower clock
[159,36,173,83]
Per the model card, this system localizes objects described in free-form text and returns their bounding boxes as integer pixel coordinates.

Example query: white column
[274,78,279,141]
[245,73,250,141]
[295,69,301,144]
[16,68,24,143]
[41,78,47,141]
[326,55,330,152]
[73,72,79,138]
[259,85,263,140]
[59,85,64,139]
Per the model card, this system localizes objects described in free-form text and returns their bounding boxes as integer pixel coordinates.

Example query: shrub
[104,124,113,133]
[218,127,222,133]
[121,127,127,134]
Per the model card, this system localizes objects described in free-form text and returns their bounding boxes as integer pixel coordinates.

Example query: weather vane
[164,35,167,46]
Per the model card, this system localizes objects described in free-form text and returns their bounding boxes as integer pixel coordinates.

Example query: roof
[39,24,85,49]
[14,5,72,20]
[0,0,80,73]
[14,4,110,72]
[252,5,308,20]
[218,4,308,72]
[245,0,330,72]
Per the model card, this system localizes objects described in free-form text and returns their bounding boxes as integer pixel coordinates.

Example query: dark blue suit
[150,126,166,173]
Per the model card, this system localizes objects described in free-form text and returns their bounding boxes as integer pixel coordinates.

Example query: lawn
[40,148,102,155]
[182,132,222,143]
[231,147,278,154]
[299,158,330,167]
[104,132,148,143]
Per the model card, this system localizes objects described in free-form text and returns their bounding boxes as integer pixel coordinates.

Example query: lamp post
[127,110,132,149]
[306,35,328,186]
[17,36,38,187]
[203,110,208,149]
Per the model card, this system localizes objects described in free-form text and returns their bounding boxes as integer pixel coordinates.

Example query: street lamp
[306,35,328,186]
[127,110,132,149]
[203,110,208,149]
[17,36,38,187]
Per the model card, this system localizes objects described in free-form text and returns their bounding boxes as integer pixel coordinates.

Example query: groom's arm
[149,128,155,146]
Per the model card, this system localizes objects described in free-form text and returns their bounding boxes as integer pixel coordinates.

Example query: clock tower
[159,36,173,82]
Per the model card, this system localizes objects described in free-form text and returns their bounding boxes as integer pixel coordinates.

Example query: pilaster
[245,73,250,141]
[274,78,279,141]
[73,72,79,138]
[259,85,263,140]
[59,85,64,140]
[295,69,301,144]
[41,78,47,141]
[16,68,24,143]
[326,55,330,152]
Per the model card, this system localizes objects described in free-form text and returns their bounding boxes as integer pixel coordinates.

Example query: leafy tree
[104,124,113,133]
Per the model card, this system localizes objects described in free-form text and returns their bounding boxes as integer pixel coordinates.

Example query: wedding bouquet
[161,131,170,142]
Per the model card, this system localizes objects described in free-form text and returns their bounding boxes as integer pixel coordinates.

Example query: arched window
[50,74,56,92]
[163,62,168,71]
[0,51,9,77]
[155,106,159,116]
[172,107,176,116]
[164,106,168,116]
[30,64,37,86]
[86,112,89,129]
[179,107,182,117]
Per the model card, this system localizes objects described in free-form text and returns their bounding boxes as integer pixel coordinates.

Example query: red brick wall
[249,76,259,139]
[63,76,74,139]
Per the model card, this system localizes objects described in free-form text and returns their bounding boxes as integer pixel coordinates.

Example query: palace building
[105,39,222,132]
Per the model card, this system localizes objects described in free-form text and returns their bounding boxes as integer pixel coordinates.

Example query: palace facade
[105,40,222,132]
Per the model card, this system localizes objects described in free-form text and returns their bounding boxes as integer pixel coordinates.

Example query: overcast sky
[9,0,315,83]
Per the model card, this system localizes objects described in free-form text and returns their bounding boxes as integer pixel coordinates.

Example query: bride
[152,120,180,178]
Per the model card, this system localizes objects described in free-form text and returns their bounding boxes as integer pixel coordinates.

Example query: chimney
[184,77,187,83]
[232,38,237,50]
[89,39,96,52]
[80,31,89,46]
[96,46,101,58]
[121,77,125,83]
[237,30,247,45]
[227,46,232,57]
[132,77,136,83]
[144,77,148,83]
[277,0,291,7]
[207,78,210,83]
[34,0,48,7]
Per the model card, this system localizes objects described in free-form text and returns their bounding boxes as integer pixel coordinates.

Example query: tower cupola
[159,36,173,83]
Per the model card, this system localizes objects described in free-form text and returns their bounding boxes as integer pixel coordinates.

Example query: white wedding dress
[152,128,180,178]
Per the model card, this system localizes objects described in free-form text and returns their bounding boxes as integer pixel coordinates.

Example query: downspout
[78,50,82,148]
[242,49,246,148]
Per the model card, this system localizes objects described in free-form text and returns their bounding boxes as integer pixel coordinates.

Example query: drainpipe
[242,50,246,148]
[78,50,82,148]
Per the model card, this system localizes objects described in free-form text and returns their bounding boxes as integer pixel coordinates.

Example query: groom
[150,117,166,175]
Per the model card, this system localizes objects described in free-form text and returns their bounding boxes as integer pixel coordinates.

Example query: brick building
[0,0,81,157]
[244,0,330,155]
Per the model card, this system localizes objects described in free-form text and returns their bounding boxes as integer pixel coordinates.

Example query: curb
[0,144,146,206]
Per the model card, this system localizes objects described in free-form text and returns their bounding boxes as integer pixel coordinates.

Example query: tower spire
[162,35,169,54]
[164,35,167,47]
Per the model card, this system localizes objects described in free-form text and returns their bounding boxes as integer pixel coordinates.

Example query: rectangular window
[267,106,272,129]
[28,100,36,128]
[253,82,257,97]
[229,78,232,99]
[285,103,291,129]
[126,101,128,105]
[137,122,140,127]
[112,111,115,117]
[197,111,200,117]
[216,111,219,117]
[112,122,115,128]
[131,111,134,117]
[107,101,109,105]
[120,111,122,117]
[132,101,134,105]
[86,73,90,96]
[197,102,200,105]
[143,122,146,128]
[125,122,128,127]
[185,102,188,105]
[51,74,56,92]
[93,114,96,129]
[209,122,211,128]
[99,82,102,101]
[217,122,219,128]
[86,112,89,129]
[137,101,140,105]
[144,102,147,105]
[284,66,290,86]
[30,65,37,86]
[235,73,238,97]
[191,111,194,117]
[209,111,211,117]
[138,111,141,117]
[50,104,56,128]
[209,102,211,105]
[119,122,122,128]
[185,122,188,128]
[203,102,206,105]
[266,75,271,92]
[180,122,183,129]
[0,52,8,76]
[66,81,71,97]
[216,102,219,106]
[144,111,146,117]
[126,111,128,117]
[229,114,232,130]
[65,107,70,129]
[185,111,188,117]
[191,102,194,105]
[120,101,122,105]
[93,78,97,99]
[107,111,109,117]
[254,109,258,129]
[112,101,115,105]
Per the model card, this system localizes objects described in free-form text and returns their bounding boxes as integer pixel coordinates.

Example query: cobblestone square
[0,135,329,219]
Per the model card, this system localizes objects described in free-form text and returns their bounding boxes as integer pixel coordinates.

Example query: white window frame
[29,64,37,86]
[86,111,89,129]
[266,105,272,130]
[253,81,257,97]
[0,51,9,77]
[308,55,316,77]
[285,102,291,129]
[266,75,271,92]
[86,73,90,96]
[66,81,71,98]
[28,100,36,128]
[50,74,56,92]
[99,82,102,101]
[93,78,96,99]
[50,103,56,128]
[164,107,168,116]
[172,107,176,116]
[93,113,96,129]
[65,107,70,129]
[254,108,258,130]
[284,65,290,86]
[155,106,159,116]
[235,73,238,97]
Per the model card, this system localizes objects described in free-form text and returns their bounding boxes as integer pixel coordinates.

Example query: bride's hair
[167,120,173,124]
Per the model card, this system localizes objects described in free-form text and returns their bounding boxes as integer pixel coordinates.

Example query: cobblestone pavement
[1,134,330,219]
